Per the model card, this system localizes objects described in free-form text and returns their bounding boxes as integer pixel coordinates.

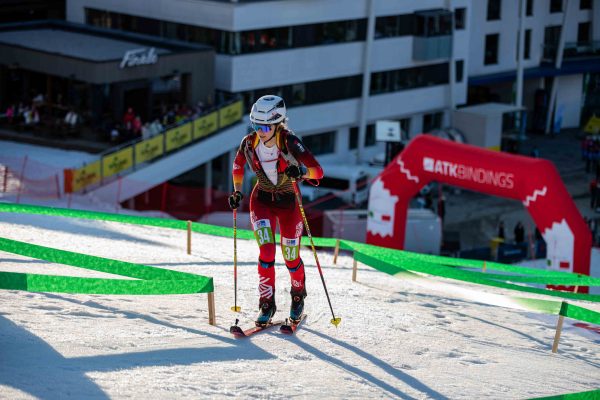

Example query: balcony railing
[543,41,600,61]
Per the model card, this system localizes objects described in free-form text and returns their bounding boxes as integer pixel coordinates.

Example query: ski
[280,314,307,335]
[229,319,285,338]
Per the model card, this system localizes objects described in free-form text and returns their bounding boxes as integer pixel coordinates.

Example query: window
[370,63,449,95]
[414,9,453,37]
[526,0,534,16]
[484,34,499,65]
[454,8,466,30]
[516,29,531,59]
[375,14,414,38]
[580,0,592,9]
[423,112,444,133]
[400,118,411,139]
[301,131,336,155]
[578,22,591,44]
[349,124,376,149]
[455,60,464,82]
[85,8,366,55]
[487,0,501,21]
[550,0,562,13]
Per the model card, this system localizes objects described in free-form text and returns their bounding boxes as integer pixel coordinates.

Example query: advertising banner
[366,135,591,283]
[135,134,164,165]
[64,160,101,193]
[219,100,243,128]
[102,147,133,179]
[194,111,218,140]
[166,122,192,152]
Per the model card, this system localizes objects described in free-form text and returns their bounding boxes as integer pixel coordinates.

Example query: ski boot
[289,288,307,322]
[255,299,276,327]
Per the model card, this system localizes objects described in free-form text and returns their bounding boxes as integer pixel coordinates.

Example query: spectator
[514,221,525,244]
[596,180,600,213]
[132,116,143,137]
[5,104,15,123]
[437,195,446,223]
[195,101,205,115]
[141,122,151,140]
[498,221,505,239]
[123,107,135,131]
[110,123,121,143]
[530,146,539,158]
[150,118,163,135]
[64,109,79,127]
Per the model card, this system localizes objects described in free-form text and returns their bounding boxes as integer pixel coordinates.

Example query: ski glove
[284,165,306,179]
[228,191,243,210]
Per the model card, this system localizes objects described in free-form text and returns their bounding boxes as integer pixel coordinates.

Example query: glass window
[516,30,531,59]
[365,124,376,147]
[375,14,414,38]
[454,8,466,30]
[578,22,591,44]
[349,127,358,150]
[423,112,443,132]
[301,131,336,155]
[370,63,449,95]
[526,0,534,16]
[349,124,375,148]
[550,0,562,13]
[400,118,410,140]
[455,60,464,82]
[484,34,499,65]
[580,0,592,9]
[414,9,453,37]
[487,0,501,20]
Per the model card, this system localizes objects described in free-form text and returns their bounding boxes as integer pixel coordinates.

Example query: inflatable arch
[367,135,591,279]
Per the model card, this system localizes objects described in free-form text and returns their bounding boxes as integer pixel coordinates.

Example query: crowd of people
[109,101,210,144]
[3,93,82,136]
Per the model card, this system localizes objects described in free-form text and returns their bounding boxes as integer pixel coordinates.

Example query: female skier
[229,95,323,326]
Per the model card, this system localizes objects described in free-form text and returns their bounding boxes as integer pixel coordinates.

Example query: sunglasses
[253,123,273,133]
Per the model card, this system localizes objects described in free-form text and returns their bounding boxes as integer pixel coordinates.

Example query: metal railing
[64,98,244,194]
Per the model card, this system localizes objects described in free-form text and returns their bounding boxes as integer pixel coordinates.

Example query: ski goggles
[253,123,273,133]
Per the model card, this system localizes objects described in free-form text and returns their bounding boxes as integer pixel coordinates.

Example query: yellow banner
[165,122,192,152]
[584,115,600,134]
[219,100,243,128]
[194,111,218,140]
[135,134,164,165]
[70,160,101,192]
[102,147,134,179]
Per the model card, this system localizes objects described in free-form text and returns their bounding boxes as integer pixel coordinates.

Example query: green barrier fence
[530,388,600,400]
[0,203,598,327]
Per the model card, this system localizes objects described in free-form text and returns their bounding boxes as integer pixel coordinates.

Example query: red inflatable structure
[367,135,591,280]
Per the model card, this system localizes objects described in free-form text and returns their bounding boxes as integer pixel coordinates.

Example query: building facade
[67,0,470,167]
[63,0,600,199]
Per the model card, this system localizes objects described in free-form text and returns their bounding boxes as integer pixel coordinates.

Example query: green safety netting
[0,203,598,327]
[530,388,600,400]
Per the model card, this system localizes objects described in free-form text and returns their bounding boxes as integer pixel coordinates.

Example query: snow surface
[0,210,599,400]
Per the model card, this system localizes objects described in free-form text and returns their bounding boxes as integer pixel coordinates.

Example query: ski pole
[231,209,241,312]
[291,178,341,327]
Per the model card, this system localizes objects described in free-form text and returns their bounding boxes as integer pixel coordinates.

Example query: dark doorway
[123,86,150,121]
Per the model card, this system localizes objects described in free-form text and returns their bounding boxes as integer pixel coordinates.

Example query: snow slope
[0,210,599,399]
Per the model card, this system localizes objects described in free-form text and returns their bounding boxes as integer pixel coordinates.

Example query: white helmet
[249,95,286,125]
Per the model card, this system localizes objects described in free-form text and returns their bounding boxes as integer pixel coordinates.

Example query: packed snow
[0,209,599,399]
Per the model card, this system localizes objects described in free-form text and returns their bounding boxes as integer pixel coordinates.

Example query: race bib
[253,219,274,246]
[281,237,300,261]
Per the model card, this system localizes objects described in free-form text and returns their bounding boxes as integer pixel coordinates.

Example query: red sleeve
[232,137,247,187]
[287,134,323,180]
